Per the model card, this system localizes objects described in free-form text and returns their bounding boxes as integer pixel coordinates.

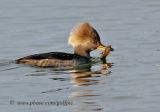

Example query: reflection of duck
[70,66,112,112]
[16,22,112,67]
[70,62,112,86]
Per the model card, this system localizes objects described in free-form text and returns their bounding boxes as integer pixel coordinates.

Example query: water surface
[0,0,160,112]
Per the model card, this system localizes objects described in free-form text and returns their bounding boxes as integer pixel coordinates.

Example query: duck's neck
[74,46,90,57]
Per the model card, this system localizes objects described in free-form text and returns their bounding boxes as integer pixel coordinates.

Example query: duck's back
[16,52,90,67]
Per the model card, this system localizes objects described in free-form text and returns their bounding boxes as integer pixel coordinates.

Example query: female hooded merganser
[16,22,113,67]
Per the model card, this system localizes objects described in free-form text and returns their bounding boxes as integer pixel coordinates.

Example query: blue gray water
[0,0,160,112]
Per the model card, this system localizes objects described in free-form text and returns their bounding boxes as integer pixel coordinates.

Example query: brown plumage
[68,22,102,57]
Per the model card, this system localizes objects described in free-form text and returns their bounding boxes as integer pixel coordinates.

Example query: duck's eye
[92,39,97,44]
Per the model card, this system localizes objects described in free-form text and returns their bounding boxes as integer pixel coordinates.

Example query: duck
[16,22,113,67]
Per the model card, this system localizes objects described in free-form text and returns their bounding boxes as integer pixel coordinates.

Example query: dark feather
[16,52,90,67]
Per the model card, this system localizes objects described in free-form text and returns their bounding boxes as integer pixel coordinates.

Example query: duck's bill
[97,45,114,51]
[97,45,106,51]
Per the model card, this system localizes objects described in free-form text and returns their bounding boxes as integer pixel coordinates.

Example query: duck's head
[68,22,109,57]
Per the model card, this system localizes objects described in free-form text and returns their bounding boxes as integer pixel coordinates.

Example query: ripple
[0,60,21,72]
[41,87,70,93]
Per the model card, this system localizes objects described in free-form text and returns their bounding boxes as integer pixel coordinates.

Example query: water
[0,0,160,112]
